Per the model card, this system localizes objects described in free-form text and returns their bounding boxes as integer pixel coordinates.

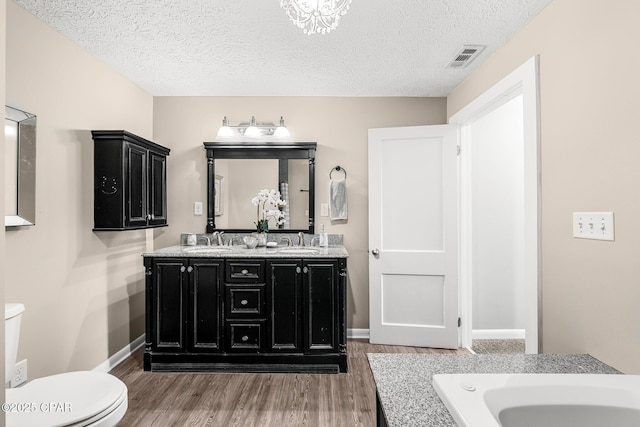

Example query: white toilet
[5,304,128,426]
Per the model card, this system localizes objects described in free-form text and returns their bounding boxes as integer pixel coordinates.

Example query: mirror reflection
[214,159,309,230]
[5,105,36,227]
[204,141,316,234]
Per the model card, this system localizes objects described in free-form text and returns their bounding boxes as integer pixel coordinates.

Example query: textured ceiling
[14,0,553,96]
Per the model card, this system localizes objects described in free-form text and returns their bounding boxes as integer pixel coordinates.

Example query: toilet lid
[6,371,127,427]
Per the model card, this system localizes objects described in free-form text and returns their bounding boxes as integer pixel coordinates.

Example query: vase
[255,232,267,247]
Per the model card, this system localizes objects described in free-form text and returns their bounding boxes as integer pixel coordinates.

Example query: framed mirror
[204,141,316,234]
[5,105,36,227]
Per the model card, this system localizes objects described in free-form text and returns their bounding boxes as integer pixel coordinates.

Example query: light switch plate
[573,212,614,241]
[320,203,329,217]
[194,201,203,216]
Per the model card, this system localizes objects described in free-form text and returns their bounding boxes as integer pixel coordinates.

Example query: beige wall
[153,97,447,329]
[448,0,640,373]
[5,1,153,379]
[1,1,6,423]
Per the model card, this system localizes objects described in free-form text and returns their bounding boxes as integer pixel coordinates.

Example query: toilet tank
[5,304,25,387]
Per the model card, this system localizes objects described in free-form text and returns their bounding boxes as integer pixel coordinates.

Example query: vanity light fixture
[244,116,262,139]
[215,116,292,142]
[281,0,352,35]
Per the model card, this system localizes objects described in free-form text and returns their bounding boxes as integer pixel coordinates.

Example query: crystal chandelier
[280,0,352,35]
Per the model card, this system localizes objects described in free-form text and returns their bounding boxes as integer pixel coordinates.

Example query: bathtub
[433,373,640,427]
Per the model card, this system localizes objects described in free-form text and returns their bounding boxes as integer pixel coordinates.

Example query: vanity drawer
[225,284,265,319]
[225,321,265,352]
[226,260,265,283]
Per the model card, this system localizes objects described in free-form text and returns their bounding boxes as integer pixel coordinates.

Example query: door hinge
[458,317,462,327]
[457,145,461,155]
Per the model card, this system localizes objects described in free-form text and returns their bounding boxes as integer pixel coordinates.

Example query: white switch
[194,202,203,216]
[573,212,614,241]
[320,203,329,217]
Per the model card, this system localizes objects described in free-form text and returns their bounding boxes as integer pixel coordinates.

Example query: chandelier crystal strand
[281,0,352,35]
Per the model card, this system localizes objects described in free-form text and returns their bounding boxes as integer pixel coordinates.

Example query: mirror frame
[5,105,37,227]
[203,141,316,234]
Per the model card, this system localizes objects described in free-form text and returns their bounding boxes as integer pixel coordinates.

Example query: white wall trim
[348,328,370,339]
[92,331,371,373]
[472,329,525,340]
[450,55,540,354]
[93,334,145,373]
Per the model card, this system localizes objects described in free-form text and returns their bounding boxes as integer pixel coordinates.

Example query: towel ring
[330,165,347,180]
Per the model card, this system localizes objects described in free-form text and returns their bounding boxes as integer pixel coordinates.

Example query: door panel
[304,260,338,353]
[368,125,459,348]
[266,260,302,352]
[126,143,147,227]
[189,259,223,352]
[152,259,186,351]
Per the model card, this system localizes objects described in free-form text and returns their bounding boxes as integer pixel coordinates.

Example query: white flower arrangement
[251,189,286,232]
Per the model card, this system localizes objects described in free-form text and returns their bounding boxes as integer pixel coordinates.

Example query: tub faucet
[298,232,305,247]
[212,231,224,246]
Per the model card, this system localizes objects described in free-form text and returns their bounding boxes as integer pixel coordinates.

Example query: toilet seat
[6,371,127,427]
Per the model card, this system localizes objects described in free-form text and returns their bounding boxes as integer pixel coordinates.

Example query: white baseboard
[93,334,145,373]
[95,329,371,372]
[348,328,370,339]
[472,329,525,340]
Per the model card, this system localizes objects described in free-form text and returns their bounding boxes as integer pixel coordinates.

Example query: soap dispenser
[319,224,328,247]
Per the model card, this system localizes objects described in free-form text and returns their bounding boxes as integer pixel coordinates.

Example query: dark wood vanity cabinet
[146,258,223,354]
[92,130,170,230]
[144,256,347,373]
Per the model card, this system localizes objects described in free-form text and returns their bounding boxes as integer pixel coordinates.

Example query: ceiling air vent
[447,45,486,68]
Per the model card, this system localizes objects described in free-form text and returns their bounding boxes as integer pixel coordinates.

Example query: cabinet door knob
[303,266,309,274]
[240,299,248,306]
[187,266,193,273]
[241,335,249,342]
[180,266,186,273]
[241,269,249,275]
[296,267,301,274]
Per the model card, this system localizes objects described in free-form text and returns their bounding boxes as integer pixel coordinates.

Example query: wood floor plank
[110,340,467,426]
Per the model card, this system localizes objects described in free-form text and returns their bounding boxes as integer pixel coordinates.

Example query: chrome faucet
[212,231,224,246]
[199,235,211,246]
[298,232,305,247]
[280,236,293,246]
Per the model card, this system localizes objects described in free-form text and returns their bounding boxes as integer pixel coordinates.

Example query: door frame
[449,56,541,353]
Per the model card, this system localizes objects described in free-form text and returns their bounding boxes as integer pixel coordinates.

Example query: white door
[368,125,459,348]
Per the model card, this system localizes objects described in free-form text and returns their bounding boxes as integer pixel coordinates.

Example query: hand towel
[330,179,348,221]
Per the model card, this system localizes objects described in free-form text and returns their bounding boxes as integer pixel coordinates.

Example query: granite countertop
[143,244,349,258]
[367,353,621,427]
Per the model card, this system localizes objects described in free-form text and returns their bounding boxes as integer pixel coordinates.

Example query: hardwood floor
[110,340,468,426]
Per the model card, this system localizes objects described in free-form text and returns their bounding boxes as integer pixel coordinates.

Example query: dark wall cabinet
[144,256,348,373]
[92,130,170,230]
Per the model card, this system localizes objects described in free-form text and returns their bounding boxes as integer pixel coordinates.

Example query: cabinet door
[304,260,340,353]
[151,259,187,352]
[266,260,303,352]
[148,152,167,226]
[188,259,223,352]
[126,143,148,227]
